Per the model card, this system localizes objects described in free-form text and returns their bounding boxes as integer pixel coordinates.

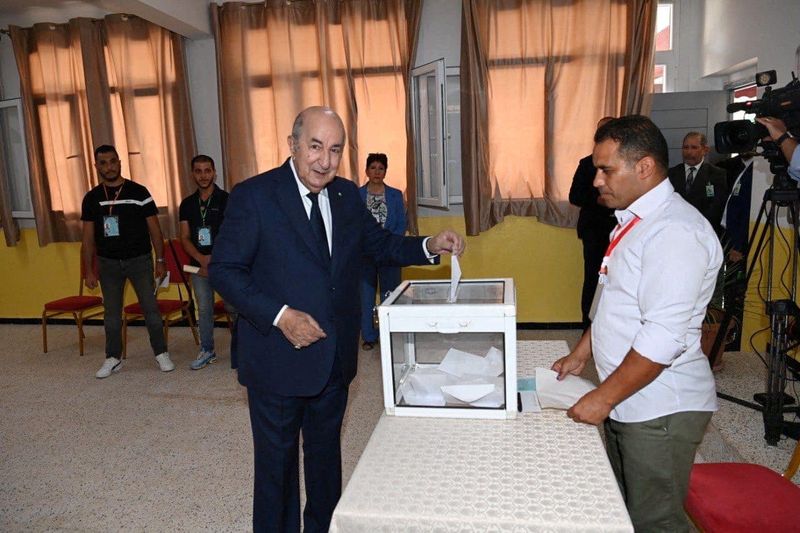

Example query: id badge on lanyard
[102,182,124,238]
[103,215,120,237]
[197,226,212,246]
[589,215,642,321]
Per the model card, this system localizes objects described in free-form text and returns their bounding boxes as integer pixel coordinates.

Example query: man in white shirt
[553,115,722,532]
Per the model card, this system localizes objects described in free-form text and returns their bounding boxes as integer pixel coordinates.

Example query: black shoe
[361,341,375,351]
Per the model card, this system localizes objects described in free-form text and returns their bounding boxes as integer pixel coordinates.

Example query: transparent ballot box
[377,278,517,419]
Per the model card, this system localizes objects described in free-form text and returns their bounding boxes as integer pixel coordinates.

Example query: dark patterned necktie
[686,167,696,192]
[307,192,331,264]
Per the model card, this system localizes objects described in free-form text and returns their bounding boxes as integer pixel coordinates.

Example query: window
[0,99,33,219]
[412,59,447,208]
[655,4,672,52]
[654,2,677,92]
[730,84,757,121]
[654,64,666,94]
[411,60,464,209]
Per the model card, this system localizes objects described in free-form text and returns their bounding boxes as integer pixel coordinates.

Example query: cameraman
[756,117,800,180]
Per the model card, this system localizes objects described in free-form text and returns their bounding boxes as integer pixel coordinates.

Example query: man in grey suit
[668,131,728,232]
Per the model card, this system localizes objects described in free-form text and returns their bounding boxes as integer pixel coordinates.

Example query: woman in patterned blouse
[358,153,407,350]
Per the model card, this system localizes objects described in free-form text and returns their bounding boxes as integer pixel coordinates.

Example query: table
[330,340,633,532]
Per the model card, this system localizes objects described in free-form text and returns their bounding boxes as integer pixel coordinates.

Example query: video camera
[715,70,800,156]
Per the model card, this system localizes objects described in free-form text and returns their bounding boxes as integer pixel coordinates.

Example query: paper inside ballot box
[397,346,505,407]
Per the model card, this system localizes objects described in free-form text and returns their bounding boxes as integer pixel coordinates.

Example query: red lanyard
[103,181,124,216]
[599,215,642,276]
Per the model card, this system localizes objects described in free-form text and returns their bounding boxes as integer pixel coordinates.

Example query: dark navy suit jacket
[209,159,432,397]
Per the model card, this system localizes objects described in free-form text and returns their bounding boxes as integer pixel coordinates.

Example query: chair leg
[186,310,199,345]
[75,313,84,357]
[42,311,48,353]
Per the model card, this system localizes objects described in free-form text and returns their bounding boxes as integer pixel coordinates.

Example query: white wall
[185,37,224,186]
[702,0,800,82]
[414,0,461,69]
[698,0,800,221]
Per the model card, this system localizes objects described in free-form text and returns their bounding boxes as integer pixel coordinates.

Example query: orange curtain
[212,0,418,202]
[9,16,195,244]
[460,0,656,235]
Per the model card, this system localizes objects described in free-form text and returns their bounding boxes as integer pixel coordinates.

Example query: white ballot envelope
[438,348,494,377]
[447,254,462,303]
[154,271,170,295]
[183,264,200,274]
[441,382,495,403]
[534,367,596,410]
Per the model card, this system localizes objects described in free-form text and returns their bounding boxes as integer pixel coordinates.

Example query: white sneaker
[155,352,175,372]
[96,357,122,379]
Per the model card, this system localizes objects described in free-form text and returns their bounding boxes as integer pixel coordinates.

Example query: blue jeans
[359,259,401,343]
[98,254,167,359]
[191,273,216,353]
[192,272,237,354]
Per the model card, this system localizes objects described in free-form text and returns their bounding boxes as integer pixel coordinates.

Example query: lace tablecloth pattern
[330,340,633,532]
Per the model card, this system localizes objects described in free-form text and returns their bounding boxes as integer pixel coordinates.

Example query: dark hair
[594,115,669,173]
[94,145,118,160]
[683,131,708,147]
[191,154,215,170]
[366,153,388,169]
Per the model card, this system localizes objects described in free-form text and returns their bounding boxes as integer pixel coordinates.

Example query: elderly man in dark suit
[209,106,465,533]
[667,131,728,232]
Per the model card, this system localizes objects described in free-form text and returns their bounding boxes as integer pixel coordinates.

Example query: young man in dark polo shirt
[81,145,174,378]
[179,155,230,370]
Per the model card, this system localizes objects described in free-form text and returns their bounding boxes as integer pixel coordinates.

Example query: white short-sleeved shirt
[591,179,722,423]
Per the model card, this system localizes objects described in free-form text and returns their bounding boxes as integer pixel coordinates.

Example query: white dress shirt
[591,179,722,423]
[274,159,435,326]
[790,144,800,181]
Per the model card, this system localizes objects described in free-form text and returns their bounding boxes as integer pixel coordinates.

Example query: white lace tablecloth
[330,340,633,532]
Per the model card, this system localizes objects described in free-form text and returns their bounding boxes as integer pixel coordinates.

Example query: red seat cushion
[124,300,185,315]
[685,463,800,533]
[44,295,103,312]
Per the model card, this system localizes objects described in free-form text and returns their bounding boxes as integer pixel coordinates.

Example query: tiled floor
[1,324,797,532]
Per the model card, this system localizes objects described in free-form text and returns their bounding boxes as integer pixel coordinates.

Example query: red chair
[121,239,199,357]
[42,255,103,356]
[685,437,800,532]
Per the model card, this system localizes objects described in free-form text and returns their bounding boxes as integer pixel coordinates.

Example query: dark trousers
[580,235,608,328]
[98,254,167,358]
[247,359,349,533]
[360,260,401,343]
[605,411,712,533]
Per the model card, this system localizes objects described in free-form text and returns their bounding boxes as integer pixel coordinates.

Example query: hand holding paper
[535,367,596,410]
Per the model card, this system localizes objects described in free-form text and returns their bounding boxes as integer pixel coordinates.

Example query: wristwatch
[775,131,794,147]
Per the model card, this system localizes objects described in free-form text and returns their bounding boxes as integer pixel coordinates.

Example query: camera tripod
[710,178,800,445]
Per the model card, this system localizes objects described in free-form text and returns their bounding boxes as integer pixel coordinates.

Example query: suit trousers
[580,233,608,328]
[247,357,349,533]
[604,411,712,533]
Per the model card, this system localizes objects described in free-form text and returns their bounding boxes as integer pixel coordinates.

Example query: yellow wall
[740,221,800,354]
[2,217,789,353]
[2,219,586,323]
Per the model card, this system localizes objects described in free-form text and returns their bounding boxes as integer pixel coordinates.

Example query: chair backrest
[164,239,191,284]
